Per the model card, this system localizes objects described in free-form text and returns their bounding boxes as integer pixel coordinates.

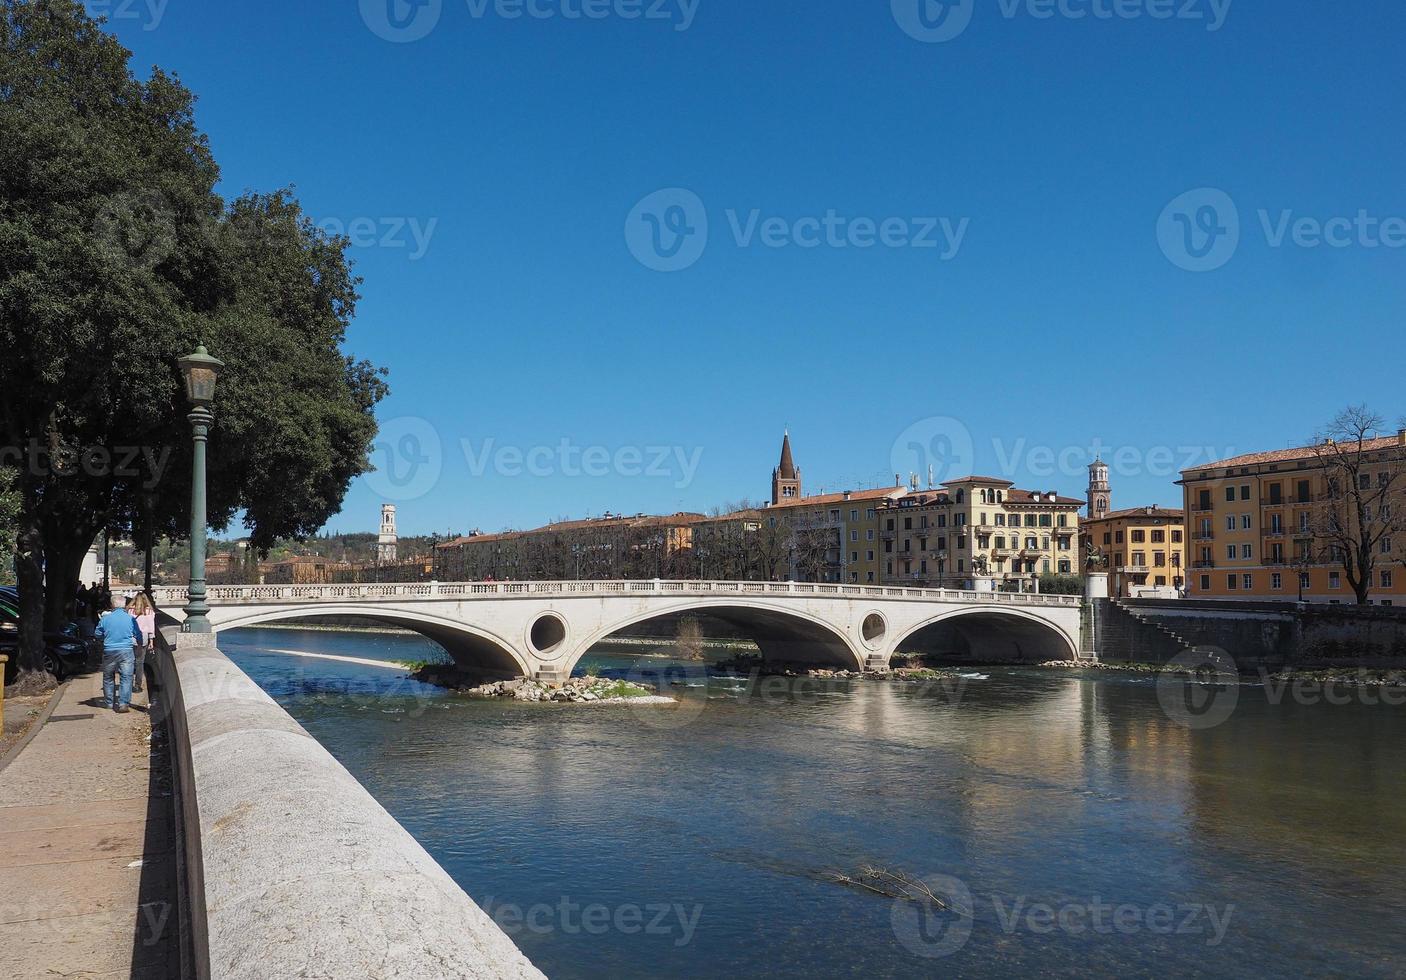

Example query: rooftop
[1187,433,1406,473]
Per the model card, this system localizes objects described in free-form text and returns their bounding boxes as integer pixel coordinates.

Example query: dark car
[0,594,92,682]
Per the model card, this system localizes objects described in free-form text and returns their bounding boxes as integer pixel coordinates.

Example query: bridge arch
[562,599,867,678]
[892,606,1078,665]
[213,604,532,680]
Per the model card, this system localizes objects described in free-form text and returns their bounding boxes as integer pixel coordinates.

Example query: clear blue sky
[104,0,1406,536]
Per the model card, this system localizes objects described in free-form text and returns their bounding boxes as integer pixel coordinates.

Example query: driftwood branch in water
[824,865,961,913]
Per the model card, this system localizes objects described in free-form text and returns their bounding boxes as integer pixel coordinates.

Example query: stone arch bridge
[150,580,1085,682]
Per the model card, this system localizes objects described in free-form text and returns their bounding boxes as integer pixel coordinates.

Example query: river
[220,627,1406,979]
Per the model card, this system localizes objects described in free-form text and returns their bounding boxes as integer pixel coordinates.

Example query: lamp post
[177,345,224,634]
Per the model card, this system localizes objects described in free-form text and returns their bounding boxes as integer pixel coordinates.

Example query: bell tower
[771,431,802,505]
[1087,459,1111,519]
[378,503,398,563]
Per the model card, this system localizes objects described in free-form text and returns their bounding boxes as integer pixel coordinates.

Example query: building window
[1200,575,1211,591]
[1227,575,1237,590]
[1272,573,1283,590]
[1103,532,1112,545]
[1330,571,1341,589]
[1225,486,1236,502]
[1172,530,1183,543]
[1241,485,1251,500]
[1243,574,1254,590]
[850,530,858,542]
[1227,545,1237,560]
[1241,514,1252,530]
[1131,530,1146,543]
[1300,572,1310,590]
[1116,530,1125,543]
[1151,530,1165,543]
[1226,516,1236,532]
[1383,570,1394,589]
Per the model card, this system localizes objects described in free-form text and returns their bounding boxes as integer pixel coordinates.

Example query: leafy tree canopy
[0,0,388,673]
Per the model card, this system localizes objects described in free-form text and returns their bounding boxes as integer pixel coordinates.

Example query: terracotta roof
[437,512,705,549]
[764,486,907,510]
[1084,506,1185,524]
[1188,435,1406,472]
[1002,490,1086,506]
[940,475,1016,487]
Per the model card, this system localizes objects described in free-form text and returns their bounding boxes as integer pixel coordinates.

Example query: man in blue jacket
[95,596,140,713]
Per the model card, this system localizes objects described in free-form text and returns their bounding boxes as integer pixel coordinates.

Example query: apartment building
[1179,431,1406,604]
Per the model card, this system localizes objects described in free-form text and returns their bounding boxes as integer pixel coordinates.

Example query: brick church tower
[771,431,802,505]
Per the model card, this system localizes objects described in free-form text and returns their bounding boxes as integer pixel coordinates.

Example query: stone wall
[152,626,543,980]
[1102,599,1406,670]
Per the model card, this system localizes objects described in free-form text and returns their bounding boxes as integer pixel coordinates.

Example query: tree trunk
[43,531,93,631]
[11,505,53,690]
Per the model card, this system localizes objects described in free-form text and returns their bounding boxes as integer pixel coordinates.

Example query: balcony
[1119,565,1150,575]
[1193,561,1217,569]
[1194,531,1216,541]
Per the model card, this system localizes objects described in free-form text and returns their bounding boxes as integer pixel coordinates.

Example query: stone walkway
[0,668,180,979]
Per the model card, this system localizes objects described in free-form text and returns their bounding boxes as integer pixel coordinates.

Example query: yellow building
[876,477,1082,589]
[1178,431,1406,604]
[1080,506,1186,597]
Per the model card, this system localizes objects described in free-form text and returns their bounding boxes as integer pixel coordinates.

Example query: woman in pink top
[132,593,157,694]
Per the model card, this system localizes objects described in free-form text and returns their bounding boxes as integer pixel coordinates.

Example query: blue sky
[102,0,1406,536]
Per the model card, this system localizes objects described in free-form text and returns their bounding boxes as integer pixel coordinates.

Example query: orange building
[1179,432,1406,604]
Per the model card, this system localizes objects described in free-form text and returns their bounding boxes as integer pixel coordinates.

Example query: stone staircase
[1108,599,1237,672]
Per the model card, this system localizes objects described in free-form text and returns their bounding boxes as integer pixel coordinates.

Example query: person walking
[132,593,156,694]
[95,595,140,713]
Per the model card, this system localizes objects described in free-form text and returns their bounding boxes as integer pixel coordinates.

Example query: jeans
[102,649,135,708]
[134,642,150,690]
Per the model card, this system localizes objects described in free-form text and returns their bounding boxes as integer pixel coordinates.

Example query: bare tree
[1308,406,1406,605]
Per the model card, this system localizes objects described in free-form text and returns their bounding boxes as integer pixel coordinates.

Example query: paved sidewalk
[0,668,180,979]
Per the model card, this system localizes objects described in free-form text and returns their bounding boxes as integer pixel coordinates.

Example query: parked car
[0,594,92,682]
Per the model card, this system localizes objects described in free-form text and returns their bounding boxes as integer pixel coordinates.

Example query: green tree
[0,2,387,686]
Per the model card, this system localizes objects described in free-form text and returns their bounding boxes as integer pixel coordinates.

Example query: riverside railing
[149,579,1083,607]
[150,623,544,980]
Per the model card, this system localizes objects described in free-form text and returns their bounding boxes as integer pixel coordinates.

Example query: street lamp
[178,345,224,634]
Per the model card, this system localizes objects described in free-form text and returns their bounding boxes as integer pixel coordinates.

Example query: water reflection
[222,628,1406,979]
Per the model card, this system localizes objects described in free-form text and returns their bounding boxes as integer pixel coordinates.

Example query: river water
[221,627,1406,979]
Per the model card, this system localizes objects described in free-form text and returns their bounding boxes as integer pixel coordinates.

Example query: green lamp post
[178,345,224,634]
